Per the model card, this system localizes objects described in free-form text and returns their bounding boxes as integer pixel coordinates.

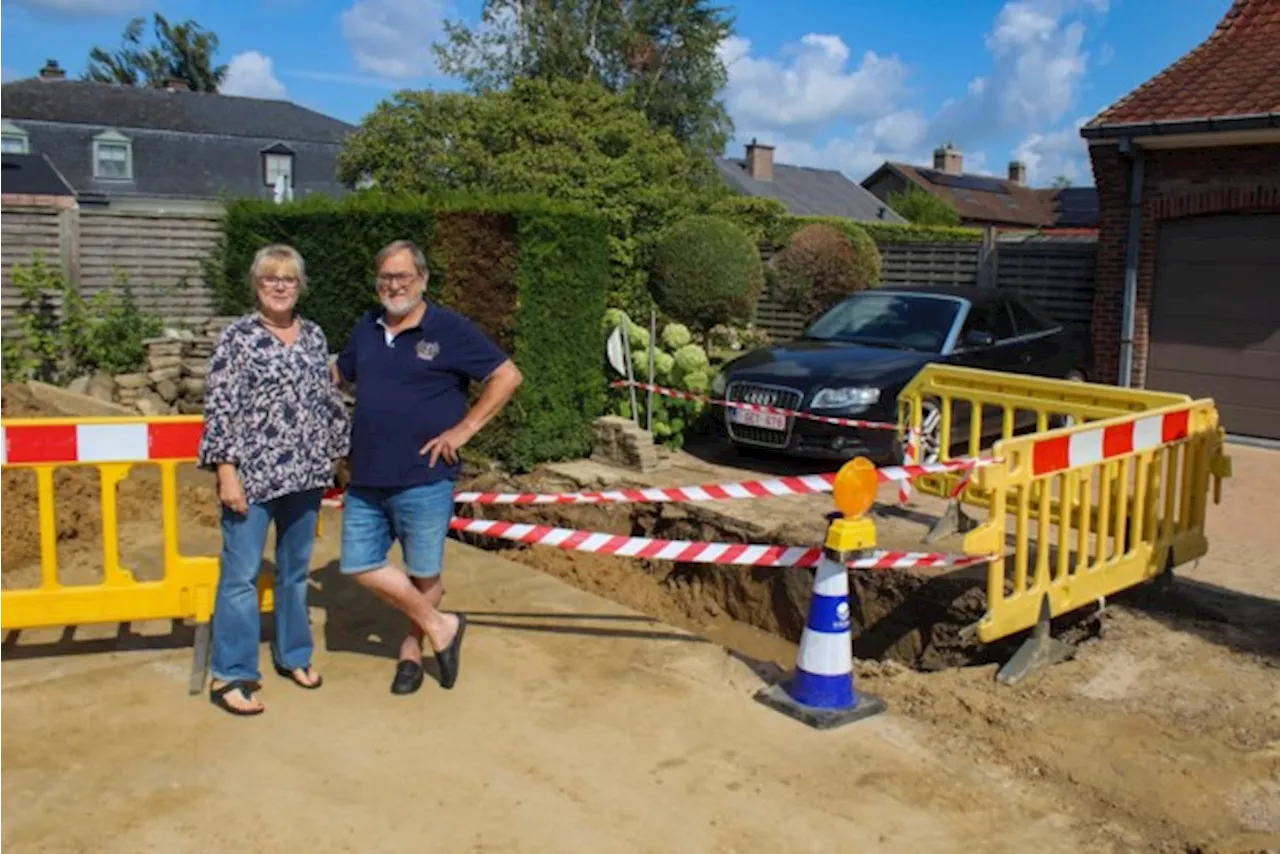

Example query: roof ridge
[1,77,354,129]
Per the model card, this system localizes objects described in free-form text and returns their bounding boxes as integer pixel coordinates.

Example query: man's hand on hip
[420,422,477,467]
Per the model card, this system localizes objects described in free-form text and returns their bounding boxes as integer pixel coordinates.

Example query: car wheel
[904,398,943,464]
[1053,370,1087,429]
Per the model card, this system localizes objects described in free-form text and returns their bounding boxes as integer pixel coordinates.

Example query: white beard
[381,292,423,319]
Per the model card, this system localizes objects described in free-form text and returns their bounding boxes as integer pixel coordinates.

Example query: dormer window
[93,129,132,180]
[262,142,294,188]
[2,120,30,155]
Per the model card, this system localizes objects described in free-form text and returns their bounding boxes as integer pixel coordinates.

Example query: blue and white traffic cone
[756,458,887,729]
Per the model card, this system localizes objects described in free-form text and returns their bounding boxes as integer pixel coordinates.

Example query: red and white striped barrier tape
[319,458,994,509]
[610,380,897,431]
[1031,408,1190,477]
[898,427,918,506]
[449,516,994,570]
[1,419,203,465]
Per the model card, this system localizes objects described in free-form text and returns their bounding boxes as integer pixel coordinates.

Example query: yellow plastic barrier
[897,366,1232,683]
[897,364,1190,505]
[0,414,289,694]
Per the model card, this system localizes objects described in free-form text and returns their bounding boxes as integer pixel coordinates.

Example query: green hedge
[772,215,982,246]
[210,193,609,471]
[856,221,983,244]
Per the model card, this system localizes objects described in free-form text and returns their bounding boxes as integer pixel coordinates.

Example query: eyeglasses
[376,271,420,287]
[258,276,300,290]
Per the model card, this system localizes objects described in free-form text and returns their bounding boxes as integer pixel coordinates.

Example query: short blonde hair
[249,244,307,296]
[374,239,428,277]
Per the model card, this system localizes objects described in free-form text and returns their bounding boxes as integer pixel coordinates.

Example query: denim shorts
[339,480,455,579]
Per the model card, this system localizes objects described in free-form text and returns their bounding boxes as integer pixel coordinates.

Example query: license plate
[731,407,787,431]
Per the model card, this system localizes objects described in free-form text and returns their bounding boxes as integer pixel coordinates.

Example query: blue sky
[2,0,1230,187]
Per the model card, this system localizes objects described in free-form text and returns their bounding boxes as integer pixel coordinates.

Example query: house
[860,145,1100,232]
[1,153,77,209]
[1,59,355,214]
[714,140,908,223]
[1080,0,1280,440]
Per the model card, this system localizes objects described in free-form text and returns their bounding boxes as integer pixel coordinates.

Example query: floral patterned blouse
[197,313,351,505]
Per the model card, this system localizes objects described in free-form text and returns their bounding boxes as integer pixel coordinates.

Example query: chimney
[744,137,774,181]
[38,59,66,81]
[932,142,963,175]
[1007,159,1027,185]
[165,77,190,92]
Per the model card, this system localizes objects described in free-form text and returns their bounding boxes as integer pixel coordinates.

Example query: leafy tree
[650,215,762,330]
[338,77,718,312]
[434,0,735,153]
[83,13,226,92]
[1051,175,1073,188]
[886,185,962,227]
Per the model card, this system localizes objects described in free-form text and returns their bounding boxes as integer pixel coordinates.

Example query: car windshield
[802,292,962,353]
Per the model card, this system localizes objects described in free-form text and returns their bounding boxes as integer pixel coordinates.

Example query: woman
[198,244,351,716]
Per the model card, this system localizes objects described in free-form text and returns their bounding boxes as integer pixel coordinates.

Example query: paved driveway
[1186,443,1280,603]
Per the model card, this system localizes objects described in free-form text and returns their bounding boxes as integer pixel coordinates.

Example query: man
[332,239,523,695]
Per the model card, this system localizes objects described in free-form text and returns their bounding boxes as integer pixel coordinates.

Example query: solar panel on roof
[921,170,1010,195]
[921,167,1008,194]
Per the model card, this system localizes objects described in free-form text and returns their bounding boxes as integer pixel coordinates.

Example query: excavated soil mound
[1,383,220,585]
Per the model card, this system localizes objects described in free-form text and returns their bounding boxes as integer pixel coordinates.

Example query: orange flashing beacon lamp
[826,456,878,555]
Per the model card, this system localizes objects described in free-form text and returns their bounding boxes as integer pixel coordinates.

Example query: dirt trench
[452,466,1006,672]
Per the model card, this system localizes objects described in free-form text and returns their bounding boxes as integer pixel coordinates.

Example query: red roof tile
[1088,0,1280,127]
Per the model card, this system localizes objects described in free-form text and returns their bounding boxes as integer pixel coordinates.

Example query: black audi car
[709,285,1088,463]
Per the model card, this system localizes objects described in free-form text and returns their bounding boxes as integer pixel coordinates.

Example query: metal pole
[619,321,639,424]
[1118,139,1144,388]
[647,309,656,433]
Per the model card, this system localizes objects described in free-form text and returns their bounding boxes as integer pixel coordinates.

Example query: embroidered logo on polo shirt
[416,340,440,361]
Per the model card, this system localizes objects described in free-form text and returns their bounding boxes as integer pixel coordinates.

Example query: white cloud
[220,51,287,100]
[1012,117,1093,185]
[720,0,1107,187]
[7,0,143,14]
[720,33,911,132]
[341,0,452,79]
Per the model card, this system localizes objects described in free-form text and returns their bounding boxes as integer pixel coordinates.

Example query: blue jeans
[339,481,454,579]
[211,488,323,684]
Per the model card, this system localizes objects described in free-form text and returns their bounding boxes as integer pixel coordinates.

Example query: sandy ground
[0,537,1107,854]
[3,385,1279,853]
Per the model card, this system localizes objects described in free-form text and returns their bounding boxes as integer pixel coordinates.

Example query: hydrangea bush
[602,309,713,449]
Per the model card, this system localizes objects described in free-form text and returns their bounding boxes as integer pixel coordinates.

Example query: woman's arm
[197,327,249,513]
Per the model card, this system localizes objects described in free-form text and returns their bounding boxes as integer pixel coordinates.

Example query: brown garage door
[1147,213,1280,439]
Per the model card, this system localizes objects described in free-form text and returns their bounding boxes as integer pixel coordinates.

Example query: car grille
[724,382,802,448]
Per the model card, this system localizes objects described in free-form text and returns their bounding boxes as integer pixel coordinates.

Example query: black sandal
[433,613,467,690]
[274,663,324,690]
[210,680,264,716]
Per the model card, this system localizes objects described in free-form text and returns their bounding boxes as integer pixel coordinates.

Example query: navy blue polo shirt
[335,304,509,489]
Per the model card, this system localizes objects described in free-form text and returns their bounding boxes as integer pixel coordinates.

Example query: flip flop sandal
[210,680,265,716]
[433,613,468,690]
[274,663,324,690]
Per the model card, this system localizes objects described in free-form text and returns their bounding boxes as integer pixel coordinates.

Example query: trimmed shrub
[649,215,763,331]
[771,223,879,318]
[210,193,609,471]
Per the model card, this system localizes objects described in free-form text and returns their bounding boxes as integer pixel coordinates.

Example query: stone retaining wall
[70,316,237,416]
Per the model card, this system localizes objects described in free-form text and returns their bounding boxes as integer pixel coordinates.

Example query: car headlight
[710,371,727,396]
[810,386,880,408]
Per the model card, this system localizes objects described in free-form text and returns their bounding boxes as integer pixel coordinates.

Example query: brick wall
[1088,142,1280,386]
